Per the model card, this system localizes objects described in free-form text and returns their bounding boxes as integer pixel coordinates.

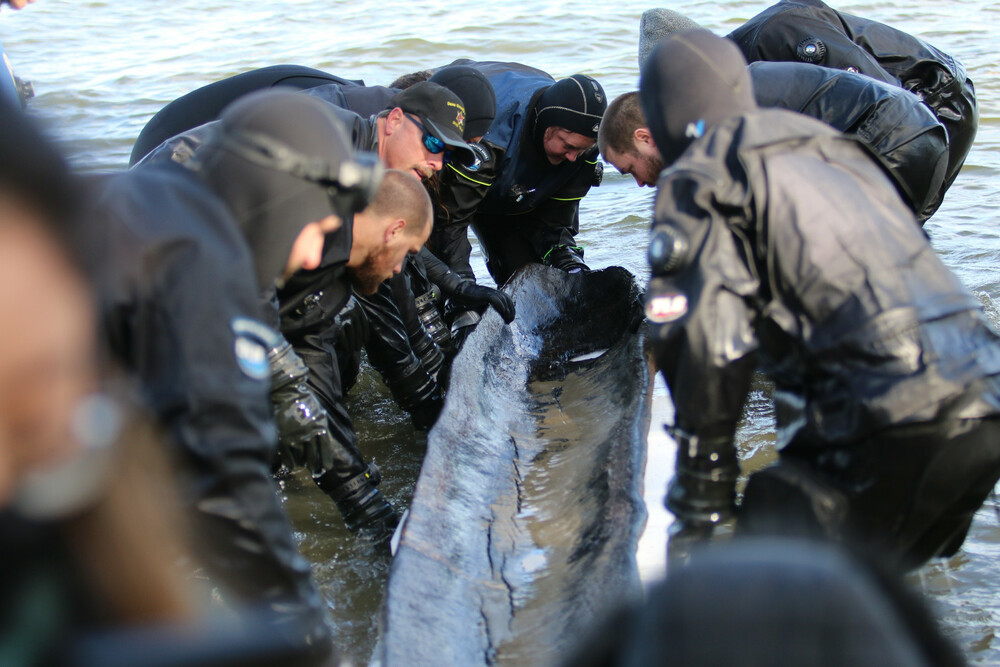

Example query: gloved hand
[319,463,400,537]
[408,390,444,431]
[269,339,336,475]
[665,430,739,533]
[543,244,589,274]
[449,281,516,323]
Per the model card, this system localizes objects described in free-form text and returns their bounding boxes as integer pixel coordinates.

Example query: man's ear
[634,126,655,148]
[384,217,406,243]
[385,107,405,135]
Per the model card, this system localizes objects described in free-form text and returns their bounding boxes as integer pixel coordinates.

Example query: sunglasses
[405,114,447,155]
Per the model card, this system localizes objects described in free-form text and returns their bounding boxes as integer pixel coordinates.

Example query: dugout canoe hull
[378,264,654,666]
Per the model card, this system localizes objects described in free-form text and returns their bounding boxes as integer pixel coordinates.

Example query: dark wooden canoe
[378,264,654,666]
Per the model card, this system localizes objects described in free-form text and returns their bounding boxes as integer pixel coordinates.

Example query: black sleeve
[427,142,501,279]
[728,6,898,86]
[521,147,602,260]
[418,246,464,294]
[647,168,760,445]
[356,279,442,419]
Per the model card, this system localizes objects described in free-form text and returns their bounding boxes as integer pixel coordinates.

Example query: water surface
[4,0,998,662]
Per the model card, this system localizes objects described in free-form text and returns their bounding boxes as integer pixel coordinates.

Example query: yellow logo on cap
[447,100,466,133]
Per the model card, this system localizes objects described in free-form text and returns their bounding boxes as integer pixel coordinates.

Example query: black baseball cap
[428,65,497,140]
[388,81,474,162]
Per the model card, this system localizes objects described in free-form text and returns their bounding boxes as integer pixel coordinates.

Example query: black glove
[449,281,516,324]
[543,244,589,274]
[268,339,338,474]
[408,390,444,431]
[665,430,739,528]
[318,463,399,537]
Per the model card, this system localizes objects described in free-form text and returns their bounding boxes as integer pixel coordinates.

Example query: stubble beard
[349,245,394,295]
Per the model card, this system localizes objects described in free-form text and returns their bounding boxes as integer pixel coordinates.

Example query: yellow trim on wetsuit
[446,162,491,187]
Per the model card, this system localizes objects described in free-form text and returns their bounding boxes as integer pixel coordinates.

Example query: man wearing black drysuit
[304,77,515,412]
[639,30,1000,570]
[134,75,512,529]
[721,0,977,214]
[632,14,949,222]
[446,61,607,286]
[357,66,513,367]
[86,90,382,660]
[130,65,511,361]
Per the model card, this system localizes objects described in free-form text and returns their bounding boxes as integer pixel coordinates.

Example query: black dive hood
[195,89,383,290]
[532,73,607,148]
[639,29,757,167]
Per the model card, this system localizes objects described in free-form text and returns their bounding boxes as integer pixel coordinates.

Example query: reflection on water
[4,0,999,663]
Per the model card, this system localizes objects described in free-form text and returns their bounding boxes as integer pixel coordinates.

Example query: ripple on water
[5,0,1000,662]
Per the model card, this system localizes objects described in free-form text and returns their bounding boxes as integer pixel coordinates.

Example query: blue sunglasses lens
[407,114,446,154]
[423,133,446,154]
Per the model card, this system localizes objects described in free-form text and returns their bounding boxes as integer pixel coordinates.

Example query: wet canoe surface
[378,265,654,666]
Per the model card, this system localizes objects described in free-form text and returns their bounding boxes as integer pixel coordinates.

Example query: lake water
[4,0,998,663]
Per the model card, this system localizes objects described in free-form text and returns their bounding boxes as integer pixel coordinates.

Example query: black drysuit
[457,61,603,286]
[424,140,500,280]
[647,109,1000,568]
[129,64,364,166]
[727,0,978,210]
[84,162,332,652]
[749,60,948,222]
[132,73,426,518]
[640,29,1000,569]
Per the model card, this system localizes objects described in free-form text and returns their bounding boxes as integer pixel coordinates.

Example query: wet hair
[598,91,645,157]
[387,70,432,90]
[365,169,432,236]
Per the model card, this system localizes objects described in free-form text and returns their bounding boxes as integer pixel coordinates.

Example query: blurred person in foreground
[640,30,1000,571]
[563,538,965,667]
[83,89,387,662]
[0,96,233,667]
